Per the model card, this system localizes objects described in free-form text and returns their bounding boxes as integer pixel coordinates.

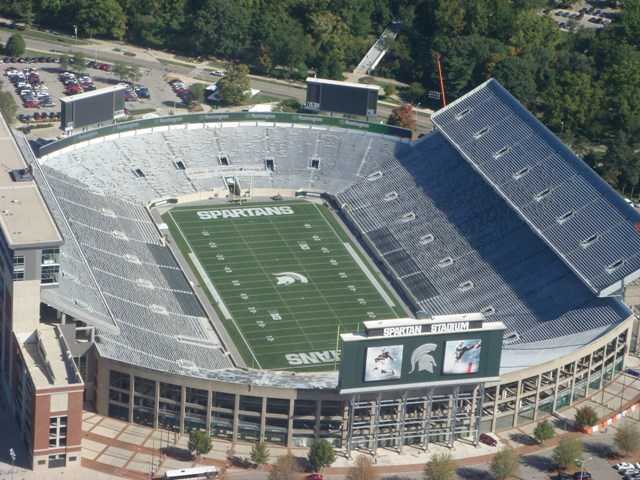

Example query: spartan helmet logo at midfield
[272,272,309,286]
[409,343,437,374]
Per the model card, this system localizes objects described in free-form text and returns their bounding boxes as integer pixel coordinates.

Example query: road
[0,30,433,134]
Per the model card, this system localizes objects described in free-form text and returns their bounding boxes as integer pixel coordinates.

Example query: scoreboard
[305,78,379,117]
[60,85,126,132]
[338,314,505,394]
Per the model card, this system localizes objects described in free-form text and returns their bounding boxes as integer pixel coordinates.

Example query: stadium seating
[34,90,636,378]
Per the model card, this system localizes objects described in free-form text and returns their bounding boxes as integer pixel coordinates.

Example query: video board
[60,86,126,131]
[306,77,379,117]
[338,315,505,394]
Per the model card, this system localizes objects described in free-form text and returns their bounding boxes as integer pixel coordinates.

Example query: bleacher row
[336,132,630,345]
[36,166,233,375]
[41,125,406,203]
[32,83,638,377]
[432,79,640,295]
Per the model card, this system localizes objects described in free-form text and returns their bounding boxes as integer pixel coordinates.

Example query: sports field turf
[165,201,404,371]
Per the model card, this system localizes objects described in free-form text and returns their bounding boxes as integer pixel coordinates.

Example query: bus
[163,466,218,479]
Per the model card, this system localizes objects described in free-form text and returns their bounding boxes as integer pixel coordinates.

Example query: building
[59,85,126,134]
[1,79,638,464]
[0,114,83,472]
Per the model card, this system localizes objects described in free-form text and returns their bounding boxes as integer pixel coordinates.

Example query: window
[606,259,625,274]
[42,248,60,265]
[174,160,186,170]
[534,188,551,202]
[419,234,434,245]
[437,257,453,268]
[13,254,24,281]
[513,167,530,180]
[48,454,66,469]
[473,126,490,139]
[458,280,474,292]
[218,155,229,166]
[309,158,320,170]
[265,159,275,172]
[557,210,575,224]
[186,387,208,407]
[49,416,67,448]
[455,108,472,120]
[41,265,59,285]
[110,370,130,390]
[132,168,145,178]
[580,234,599,249]
[494,146,511,158]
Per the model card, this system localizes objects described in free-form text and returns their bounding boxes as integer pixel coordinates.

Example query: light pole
[575,455,592,480]
[9,448,16,480]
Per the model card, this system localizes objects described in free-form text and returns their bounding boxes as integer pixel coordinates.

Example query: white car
[615,463,635,470]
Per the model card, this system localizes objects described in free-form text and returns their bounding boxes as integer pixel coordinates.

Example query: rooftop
[16,324,83,389]
[0,117,62,249]
[306,77,381,91]
[59,84,127,103]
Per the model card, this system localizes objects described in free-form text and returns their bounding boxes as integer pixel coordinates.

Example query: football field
[165,201,404,371]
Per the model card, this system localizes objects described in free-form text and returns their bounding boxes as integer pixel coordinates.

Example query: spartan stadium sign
[197,206,294,220]
[338,314,506,394]
[365,315,485,338]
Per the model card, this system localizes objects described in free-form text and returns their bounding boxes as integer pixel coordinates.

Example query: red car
[306,475,323,480]
[98,63,111,71]
[24,99,39,108]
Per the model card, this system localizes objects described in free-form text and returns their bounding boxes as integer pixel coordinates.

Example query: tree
[388,104,416,131]
[0,91,17,125]
[76,0,127,39]
[308,439,335,472]
[424,452,455,480]
[187,429,212,458]
[250,442,270,467]
[216,63,250,106]
[490,447,519,480]
[384,84,397,98]
[552,437,583,472]
[128,65,142,84]
[268,453,299,480]
[347,455,376,480]
[574,406,598,431]
[73,52,86,73]
[5,34,25,56]
[615,423,640,457]
[190,0,250,57]
[59,54,71,71]
[404,82,425,104]
[533,420,555,445]
[188,83,207,105]
[112,62,129,82]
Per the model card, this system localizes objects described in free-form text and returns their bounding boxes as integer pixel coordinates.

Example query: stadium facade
[1,79,639,469]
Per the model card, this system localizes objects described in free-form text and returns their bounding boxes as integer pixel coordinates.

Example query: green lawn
[164,201,404,371]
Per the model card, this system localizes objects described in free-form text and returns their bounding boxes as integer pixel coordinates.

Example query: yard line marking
[343,243,396,308]
[169,209,262,369]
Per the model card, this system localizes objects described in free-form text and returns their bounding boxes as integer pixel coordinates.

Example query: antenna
[434,52,447,108]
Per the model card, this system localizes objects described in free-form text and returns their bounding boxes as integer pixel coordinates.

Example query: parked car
[135,86,150,98]
[479,433,497,446]
[306,475,323,480]
[24,99,40,108]
[573,471,591,479]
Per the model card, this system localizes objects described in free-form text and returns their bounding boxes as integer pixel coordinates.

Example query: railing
[37,112,412,157]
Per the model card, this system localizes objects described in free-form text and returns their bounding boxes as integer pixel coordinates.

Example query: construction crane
[434,52,447,108]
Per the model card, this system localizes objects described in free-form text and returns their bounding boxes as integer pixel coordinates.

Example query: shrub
[533,420,555,444]
[574,406,598,431]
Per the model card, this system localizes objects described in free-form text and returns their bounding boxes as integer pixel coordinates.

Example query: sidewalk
[75,367,640,479]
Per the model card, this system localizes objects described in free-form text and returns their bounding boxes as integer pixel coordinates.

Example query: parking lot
[1,55,193,133]
[547,2,620,32]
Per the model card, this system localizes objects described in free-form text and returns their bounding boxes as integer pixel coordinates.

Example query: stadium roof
[432,79,640,297]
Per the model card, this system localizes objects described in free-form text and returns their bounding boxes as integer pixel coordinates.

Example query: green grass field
[164,201,404,371]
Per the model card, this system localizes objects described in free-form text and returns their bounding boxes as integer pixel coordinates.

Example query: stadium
[7,79,640,462]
